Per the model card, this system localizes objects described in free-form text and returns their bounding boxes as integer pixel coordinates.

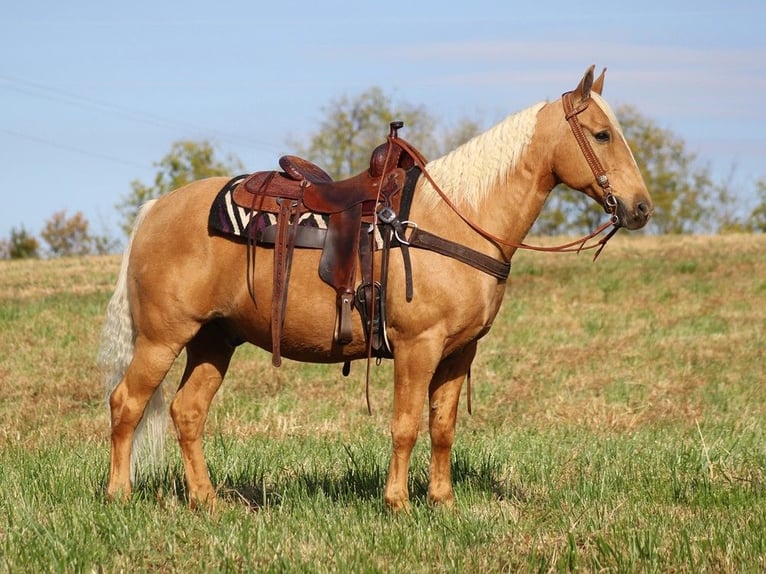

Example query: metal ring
[394,221,418,246]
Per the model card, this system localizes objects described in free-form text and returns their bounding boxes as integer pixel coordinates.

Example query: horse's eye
[594,130,611,143]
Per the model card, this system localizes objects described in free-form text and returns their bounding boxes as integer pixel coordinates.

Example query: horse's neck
[415,101,556,256]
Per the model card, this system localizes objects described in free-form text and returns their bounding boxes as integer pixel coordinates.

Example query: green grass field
[1,234,765,572]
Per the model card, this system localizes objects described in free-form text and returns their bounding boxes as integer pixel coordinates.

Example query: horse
[100,65,653,511]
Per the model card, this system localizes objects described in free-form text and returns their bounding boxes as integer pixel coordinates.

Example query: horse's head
[552,66,653,230]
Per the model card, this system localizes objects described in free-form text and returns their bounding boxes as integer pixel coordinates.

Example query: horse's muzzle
[613,196,653,230]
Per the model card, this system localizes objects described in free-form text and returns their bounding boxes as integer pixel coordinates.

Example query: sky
[2,0,764,243]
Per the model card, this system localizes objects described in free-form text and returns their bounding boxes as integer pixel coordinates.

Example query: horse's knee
[390,415,419,449]
[430,423,455,451]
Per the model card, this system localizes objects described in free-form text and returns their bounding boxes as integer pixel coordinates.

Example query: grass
[1,234,765,572]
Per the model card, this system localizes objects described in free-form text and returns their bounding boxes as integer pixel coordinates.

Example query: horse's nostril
[637,201,651,217]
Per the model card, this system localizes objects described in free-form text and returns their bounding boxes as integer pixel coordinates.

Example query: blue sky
[2,0,764,241]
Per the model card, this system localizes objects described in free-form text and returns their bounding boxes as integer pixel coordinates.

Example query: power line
[0,74,281,153]
[0,128,149,169]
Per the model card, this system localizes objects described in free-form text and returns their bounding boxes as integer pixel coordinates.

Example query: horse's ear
[574,65,596,104]
[592,67,606,95]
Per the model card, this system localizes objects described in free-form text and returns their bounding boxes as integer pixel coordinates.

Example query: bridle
[392,90,623,260]
[561,89,620,224]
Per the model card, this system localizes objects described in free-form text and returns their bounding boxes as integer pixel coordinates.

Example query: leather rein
[390,90,622,263]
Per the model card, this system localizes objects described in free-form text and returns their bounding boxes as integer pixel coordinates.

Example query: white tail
[98,200,168,480]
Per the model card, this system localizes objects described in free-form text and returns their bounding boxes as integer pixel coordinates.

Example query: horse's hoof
[189,492,217,512]
[428,487,455,507]
[105,490,131,503]
[384,494,410,513]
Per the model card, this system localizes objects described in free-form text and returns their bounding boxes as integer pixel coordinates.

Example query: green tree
[292,87,486,178]
[619,105,727,234]
[117,140,243,236]
[0,227,40,259]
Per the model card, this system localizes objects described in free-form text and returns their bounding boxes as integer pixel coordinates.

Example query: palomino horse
[101,66,652,510]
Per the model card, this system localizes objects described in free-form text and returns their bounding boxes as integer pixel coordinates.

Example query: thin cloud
[354,39,765,123]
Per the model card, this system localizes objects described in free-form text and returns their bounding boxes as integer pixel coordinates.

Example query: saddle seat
[280,156,382,215]
[231,122,423,367]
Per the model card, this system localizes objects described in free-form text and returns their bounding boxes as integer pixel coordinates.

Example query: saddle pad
[208,175,327,240]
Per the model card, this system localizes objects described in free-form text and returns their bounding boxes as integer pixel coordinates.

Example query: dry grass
[1,235,763,446]
[1,234,765,572]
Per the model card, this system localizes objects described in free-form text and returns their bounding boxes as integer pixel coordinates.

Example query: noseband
[561,90,619,222]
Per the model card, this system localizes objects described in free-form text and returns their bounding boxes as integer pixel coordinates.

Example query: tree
[618,105,727,234]
[41,210,95,257]
[437,118,484,158]
[292,87,486,179]
[117,140,243,236]
[747,179,766,232]
[0,227,40,259]
[293,87,441,179]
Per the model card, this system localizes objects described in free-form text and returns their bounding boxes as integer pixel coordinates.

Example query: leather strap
[562,90,614,203]
[406,228,511,280]
[271,197,303,367]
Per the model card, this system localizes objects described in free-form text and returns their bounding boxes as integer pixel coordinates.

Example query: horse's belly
[222,251,371,364]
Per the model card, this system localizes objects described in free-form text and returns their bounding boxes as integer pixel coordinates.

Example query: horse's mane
[419,101,546,208]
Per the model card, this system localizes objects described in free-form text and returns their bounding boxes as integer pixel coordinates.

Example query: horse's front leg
[427,341,477,506]
[384,342,441,511]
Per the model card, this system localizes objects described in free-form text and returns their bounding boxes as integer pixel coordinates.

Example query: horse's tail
[98,200,168,480]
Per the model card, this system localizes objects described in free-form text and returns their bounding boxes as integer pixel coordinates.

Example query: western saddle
[231,122,425,367]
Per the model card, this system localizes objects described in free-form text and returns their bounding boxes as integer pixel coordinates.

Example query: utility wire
[0,128,149,169]
[0,74,281,153]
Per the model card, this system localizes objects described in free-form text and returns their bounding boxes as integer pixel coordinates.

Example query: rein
[391,91,622,262]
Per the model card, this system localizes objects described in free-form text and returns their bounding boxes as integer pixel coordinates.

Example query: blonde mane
[419,101,546,208]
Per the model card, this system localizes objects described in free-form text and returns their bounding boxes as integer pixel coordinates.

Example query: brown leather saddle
[231,122,424,366]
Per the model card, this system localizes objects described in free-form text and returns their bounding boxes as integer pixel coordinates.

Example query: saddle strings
[363,136,401,415]
[246,172,277,304]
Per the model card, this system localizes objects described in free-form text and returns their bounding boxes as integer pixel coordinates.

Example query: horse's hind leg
[427,342,477,506]
[107,337,179,500]
[170,322,235,508]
